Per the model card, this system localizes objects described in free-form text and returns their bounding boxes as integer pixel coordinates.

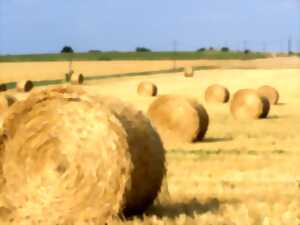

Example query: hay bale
[0,95,17,114]
[95,96,166,216]
[0,84,7,92]
[147,95,209,144]
[16,80,34,92]
[137,82,158,97]
[205,84,230,103]
[230,89,270,120]
[0,87,132,225]
[65,70,75,82]
[184,67,194,77]
[70,73,84,85]
[257,85,279,105]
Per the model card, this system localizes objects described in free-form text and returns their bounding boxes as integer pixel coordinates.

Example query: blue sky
[0,0,299,54]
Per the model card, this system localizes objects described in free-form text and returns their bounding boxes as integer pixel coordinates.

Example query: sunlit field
[1,57,300,224]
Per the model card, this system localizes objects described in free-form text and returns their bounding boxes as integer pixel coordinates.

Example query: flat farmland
[1,58,300,224]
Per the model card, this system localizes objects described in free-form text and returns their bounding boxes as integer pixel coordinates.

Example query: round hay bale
[0,95,17,114]
[70,73,84,85]
[16,80,34,92]
[95,96,166,216]
[147,95,209,144]
[205,84,230,103]
[137,82,158,97]
[184,66,194,77]
[257,85,279,105]
[230,89,270,120]
[0,84,7,92]
[0,87,132,225]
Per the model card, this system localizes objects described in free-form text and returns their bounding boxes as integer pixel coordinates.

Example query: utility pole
[243,40,248,51]
[262,41,267,52]
[69,57,73,73]
[288,36,292,54]
[173,40,177,71]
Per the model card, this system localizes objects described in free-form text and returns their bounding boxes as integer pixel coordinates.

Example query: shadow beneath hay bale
[145,198,220,219]
[266,114,289,120]
[201,137,233,143]
[276,102,286,106]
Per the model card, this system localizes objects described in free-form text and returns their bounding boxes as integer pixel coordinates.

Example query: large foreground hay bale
[148,95,209,144]
[184,66,194,77]
[257,85,279,105]
[0,84,7,92]
[230,89,270,120]
[16,80,34,92]
[137,82,158,97]
[95,96,166,216]
[205,84,230,103]
[0,87,132,225]
[70,73,84,85]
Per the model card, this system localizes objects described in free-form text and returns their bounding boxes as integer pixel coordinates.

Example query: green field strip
[1,66,215,90]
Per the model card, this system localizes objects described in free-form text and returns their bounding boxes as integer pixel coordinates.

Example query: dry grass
[1,57,299,83]
[0,58,300,224]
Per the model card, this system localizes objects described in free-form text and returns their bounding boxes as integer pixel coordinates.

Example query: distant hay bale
[137,82,158,97]
[70,73,84,85]
[230,89,270,120]
[65,70,75,82]
[148,95,209,144]
[184,66,194,77]
[95,96,166,216]
[65,73,72,82]
[0,95,17,114]
[0,84,7,92]
[205,84,230,103]
[257,85,279,105]
[0,87,132,225]
[16,80,34,92]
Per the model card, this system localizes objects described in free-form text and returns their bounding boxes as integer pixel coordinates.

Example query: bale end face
[230,89,270,120]
[205,84,230,104]
[257,85,279,105]
[0,87,132,225]
[137,82,158,97]
[16,80,34,92]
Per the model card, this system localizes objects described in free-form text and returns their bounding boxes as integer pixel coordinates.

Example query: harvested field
[0,57,299,83]
[0,57,300,224]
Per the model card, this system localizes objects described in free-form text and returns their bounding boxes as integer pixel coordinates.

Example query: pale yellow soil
[0,59,300,224]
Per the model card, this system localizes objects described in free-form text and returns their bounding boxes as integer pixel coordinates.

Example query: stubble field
[1,57,300,224]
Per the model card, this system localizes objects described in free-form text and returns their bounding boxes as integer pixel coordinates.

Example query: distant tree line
[61,46,74,53]
[60,45,254,55]
[135,47,151,52]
